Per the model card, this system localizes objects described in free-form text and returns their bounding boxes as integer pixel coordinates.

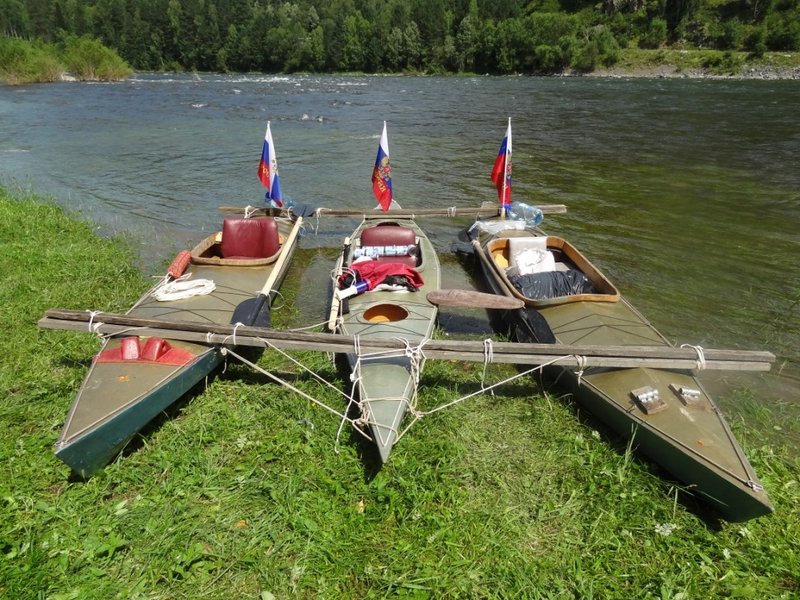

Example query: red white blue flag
[490,118,512,208]
[258,121,283,208]
[371,121,393,212]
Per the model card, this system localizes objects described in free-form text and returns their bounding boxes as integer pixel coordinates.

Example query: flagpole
[501,117,510,219]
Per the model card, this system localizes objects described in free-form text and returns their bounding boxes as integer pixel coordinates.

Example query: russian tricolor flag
[371,121,393,212]
[258,121,282,208]
[490,118,512,208]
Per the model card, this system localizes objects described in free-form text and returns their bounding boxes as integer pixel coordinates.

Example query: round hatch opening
[363,304,409,323]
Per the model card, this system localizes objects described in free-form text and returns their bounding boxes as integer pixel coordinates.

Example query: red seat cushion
[220,218,280,259]
[360,224,416,247]
[360,225,419,266]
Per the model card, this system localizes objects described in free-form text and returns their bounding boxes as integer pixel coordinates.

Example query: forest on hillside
[2,0,799,74]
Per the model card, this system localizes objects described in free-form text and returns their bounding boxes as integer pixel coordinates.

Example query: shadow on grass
[62,368,221,483]
[328,352,386,480]
[471,293,732,529]
[538,367,728,530]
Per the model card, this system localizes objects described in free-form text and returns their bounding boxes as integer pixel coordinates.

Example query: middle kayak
[328,217,441,463]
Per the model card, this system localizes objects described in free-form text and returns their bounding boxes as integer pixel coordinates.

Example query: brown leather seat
[220,218,280,259]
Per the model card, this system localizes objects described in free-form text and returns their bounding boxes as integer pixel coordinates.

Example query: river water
[1,73,798,431]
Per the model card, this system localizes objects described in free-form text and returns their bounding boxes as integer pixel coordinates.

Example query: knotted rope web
[78,309,599,453]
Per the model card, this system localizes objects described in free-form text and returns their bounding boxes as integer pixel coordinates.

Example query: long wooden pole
[326,236,349,331]
[230,216,303,325]
[218,204,567,218]
[39,309,775,372]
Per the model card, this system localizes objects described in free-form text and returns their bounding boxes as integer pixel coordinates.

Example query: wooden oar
[230,216,304,327]
[427,289,524,310]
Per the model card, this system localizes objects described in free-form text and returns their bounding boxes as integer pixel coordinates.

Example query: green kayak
[55,216,302,477]
[328,217,441,463]
[470,220,773,522]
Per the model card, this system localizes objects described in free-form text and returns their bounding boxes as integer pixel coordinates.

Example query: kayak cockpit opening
[486,233,620,306]
[362,303,409,323]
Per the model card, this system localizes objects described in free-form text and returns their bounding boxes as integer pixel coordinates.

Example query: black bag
[509,269,594,300]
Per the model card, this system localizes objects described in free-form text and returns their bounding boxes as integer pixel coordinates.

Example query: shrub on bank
[0,35,131,84]
[0,37,62,84]
[60,35,133,81]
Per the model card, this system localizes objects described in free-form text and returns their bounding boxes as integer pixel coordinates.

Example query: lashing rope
[85,309,137,339]
[86,310,102,334]
[400,337,428,385]
[680,344,707,370]
[481,339,494,395]
[573,354,588,387]
[213,327,598,455]
[222,346,359,427]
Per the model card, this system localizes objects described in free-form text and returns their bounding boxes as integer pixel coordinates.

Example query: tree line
[2,0,799,74]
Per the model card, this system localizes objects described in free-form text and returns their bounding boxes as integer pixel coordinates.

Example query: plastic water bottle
[337,280,369,300]
[507,201,544,227]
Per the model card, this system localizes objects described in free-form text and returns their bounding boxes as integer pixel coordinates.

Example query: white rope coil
[152,277,216,302]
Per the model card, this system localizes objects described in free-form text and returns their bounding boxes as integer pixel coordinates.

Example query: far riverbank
[583,48,800,80]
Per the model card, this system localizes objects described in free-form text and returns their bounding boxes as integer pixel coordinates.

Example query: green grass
[1,186,799,599]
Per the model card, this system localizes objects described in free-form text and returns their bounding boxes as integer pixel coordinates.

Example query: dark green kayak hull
[472,225,772,521]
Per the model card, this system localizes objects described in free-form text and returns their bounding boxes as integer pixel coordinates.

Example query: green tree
[639,16,667,47]
[299,24,325,71]
[196,0,222,69]
[341,12,370,71]
[411,0,448,49]
[764,10,800,50]
[456,13,480,71]
[165,0,182,65]
[27,0,54,39]
[404,20,424,69]
[92,0,125,49]
[0,0,30,37]
[383,26,404,70]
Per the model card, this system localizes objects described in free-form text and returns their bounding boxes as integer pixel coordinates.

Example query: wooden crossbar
[217,204,568,218]
[39,309,774,372]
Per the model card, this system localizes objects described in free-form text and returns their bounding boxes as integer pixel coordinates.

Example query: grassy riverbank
[3,35,798,83]
[1,187,799,598]
[587,48,800,79]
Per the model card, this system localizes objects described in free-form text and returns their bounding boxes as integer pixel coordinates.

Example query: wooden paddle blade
[515,307,556,344]
[290,203,317,218]
[426,289,524,310]
[230,294,270,327]
[449,241,475,256]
